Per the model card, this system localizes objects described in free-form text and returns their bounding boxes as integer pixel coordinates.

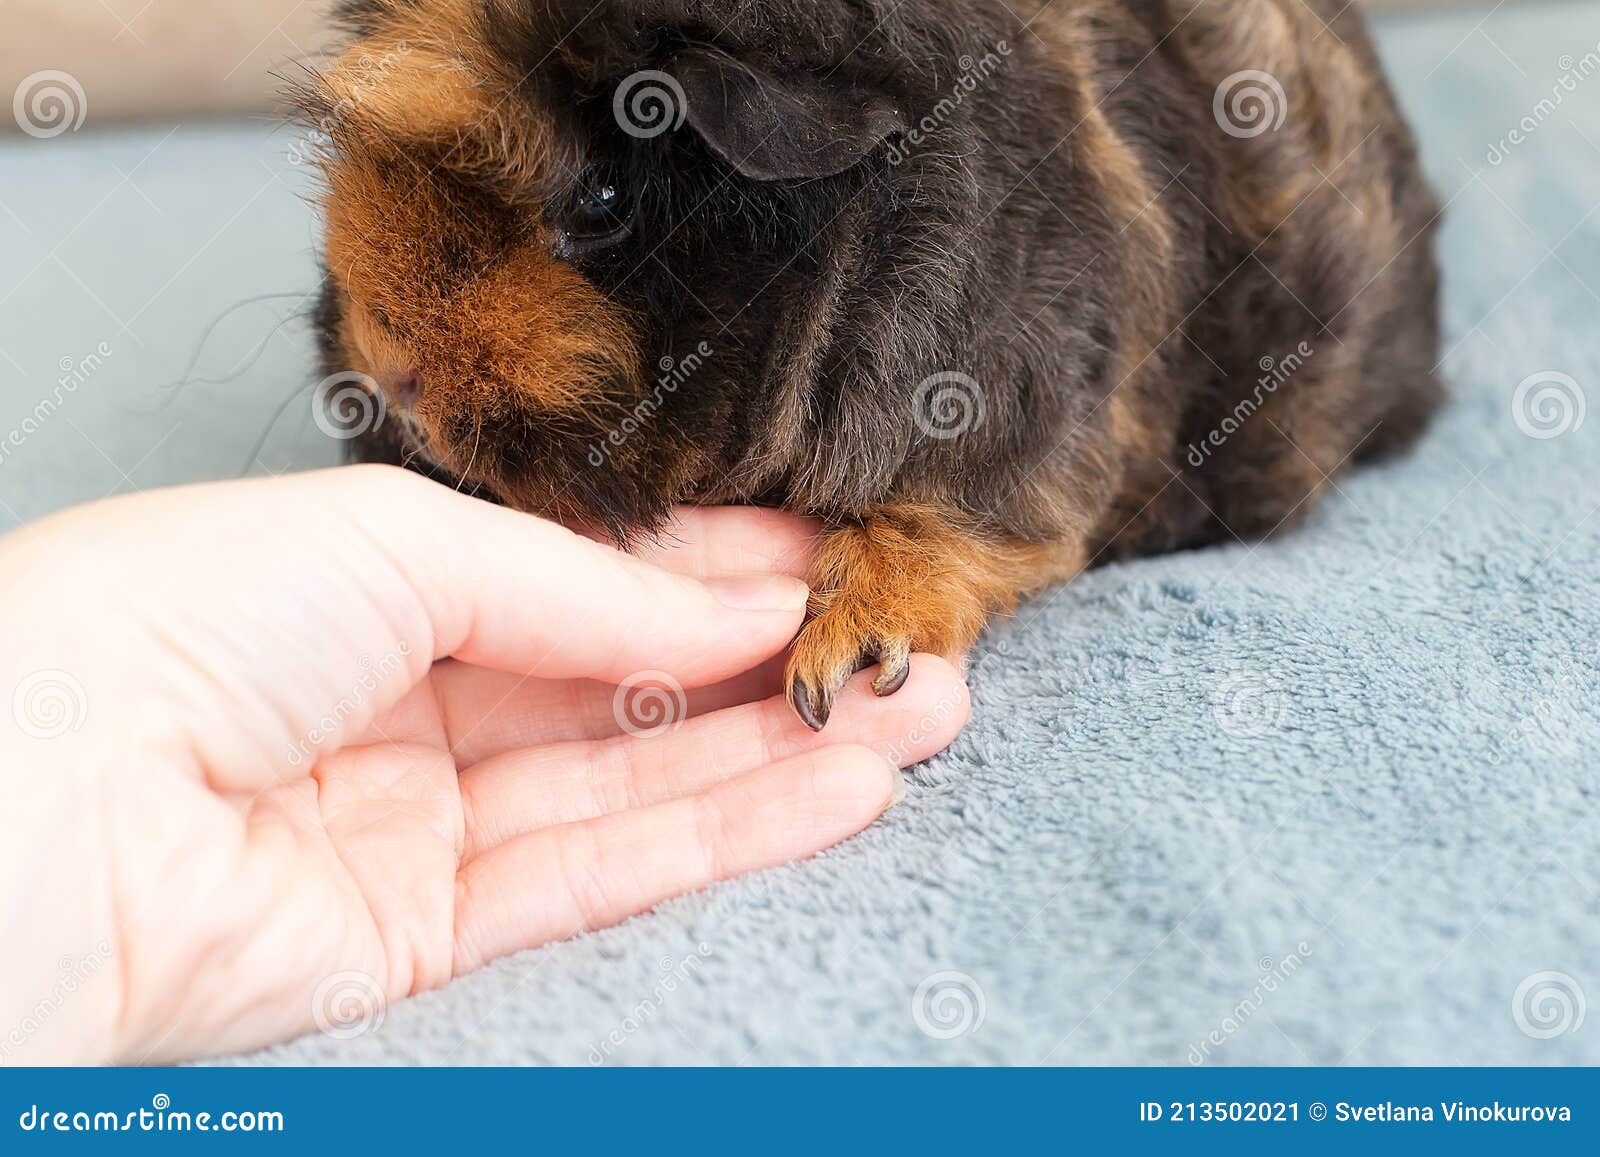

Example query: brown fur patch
[327,221,641,413]
[309,0,643,460]
[339,296,408,386]
[321,147,641,471]
[305,0,562,195]
[1019,3,1188,555]
[1106,389,1160,464]
[1031,6,1176,366]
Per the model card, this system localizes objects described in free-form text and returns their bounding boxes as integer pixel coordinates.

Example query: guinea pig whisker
[454,418,486,493]
[397,423,439,474]
[161,292,318,410]
[238,378,319,479]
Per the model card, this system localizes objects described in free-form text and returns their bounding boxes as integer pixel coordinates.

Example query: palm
[129,656,956,1059]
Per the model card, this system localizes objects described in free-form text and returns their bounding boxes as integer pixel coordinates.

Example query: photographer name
[1334,1101,1572,1123]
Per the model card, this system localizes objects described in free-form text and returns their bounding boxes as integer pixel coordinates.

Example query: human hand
[0,466,969,1063]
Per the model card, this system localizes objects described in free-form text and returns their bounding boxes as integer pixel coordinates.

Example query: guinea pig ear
[663,47,906,181]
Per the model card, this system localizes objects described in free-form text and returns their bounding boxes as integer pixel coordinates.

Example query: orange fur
[309,0,562,192]
[786,503,1087,725]
[314,14,642,473]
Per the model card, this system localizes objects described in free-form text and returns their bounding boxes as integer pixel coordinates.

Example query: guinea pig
[301,0,1441,730]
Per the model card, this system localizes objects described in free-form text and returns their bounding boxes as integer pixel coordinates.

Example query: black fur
[316,0,1441,556]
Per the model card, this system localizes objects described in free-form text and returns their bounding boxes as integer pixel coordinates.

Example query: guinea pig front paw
[780,505,1091,731]
[785,611,917,732]
[781,506,1001,731]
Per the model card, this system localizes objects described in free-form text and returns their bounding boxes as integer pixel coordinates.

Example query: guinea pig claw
[789,642,912,729]
[871,647,911,697]
[789,674,831,732]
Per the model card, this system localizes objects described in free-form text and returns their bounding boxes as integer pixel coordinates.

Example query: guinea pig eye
[558,174,634,253]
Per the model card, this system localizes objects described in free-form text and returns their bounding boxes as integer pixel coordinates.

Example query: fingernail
[888,766,908,808]
[703,573,810,612]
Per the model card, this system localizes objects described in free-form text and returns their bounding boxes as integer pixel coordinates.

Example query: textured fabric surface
[2,3,1596,1065]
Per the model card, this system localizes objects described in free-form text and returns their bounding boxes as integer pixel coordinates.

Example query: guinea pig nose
[382,370,422,407]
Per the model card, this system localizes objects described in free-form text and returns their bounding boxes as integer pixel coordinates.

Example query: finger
[577,506,824,580]
[460,656,965,853]
[323,469,811,686]
[430,502,827,761]
[452,744,900,971]
[433,654,790,765]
